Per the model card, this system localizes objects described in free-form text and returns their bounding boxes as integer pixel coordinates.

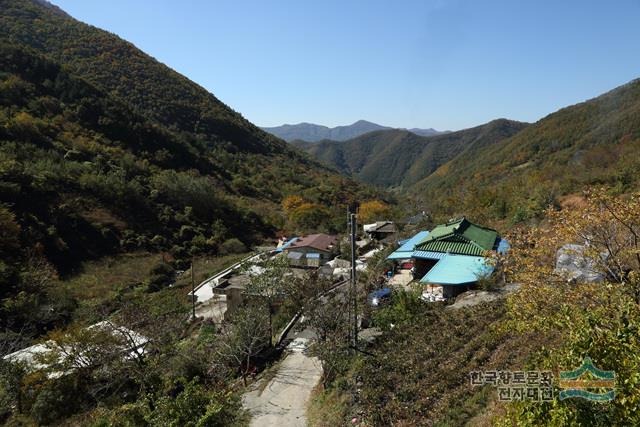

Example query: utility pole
[350,212,358,348]
[191,256,196,320]
[346,207,352,346]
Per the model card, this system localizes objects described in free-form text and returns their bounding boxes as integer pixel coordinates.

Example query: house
[387,218,508,299]
[282,233,337,267]
[363,221,397,241]
[387,230,430,264]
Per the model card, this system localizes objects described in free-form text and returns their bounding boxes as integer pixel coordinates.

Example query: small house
[282,233,337,267]
[363,221,397,241]
[387,218,508,299]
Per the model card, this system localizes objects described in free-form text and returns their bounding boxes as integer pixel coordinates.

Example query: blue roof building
[419,255,494,286]
[386,219,506,299]
[387,231,430,260]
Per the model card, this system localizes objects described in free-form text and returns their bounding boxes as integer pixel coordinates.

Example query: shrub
[30,376,86,425]
[150,378,242,427]
[218,238,246,255]
[372,289,424,330]
[146,262,175,292]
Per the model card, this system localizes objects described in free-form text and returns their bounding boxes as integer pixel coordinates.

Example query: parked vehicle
[367,287,392,307]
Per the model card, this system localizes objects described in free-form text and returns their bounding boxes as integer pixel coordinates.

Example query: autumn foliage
[498,189,640,425]
[358,200,393,223]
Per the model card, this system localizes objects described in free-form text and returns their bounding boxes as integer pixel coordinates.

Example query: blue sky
[53,0,640,131]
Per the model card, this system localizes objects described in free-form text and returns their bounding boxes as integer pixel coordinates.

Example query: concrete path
[242,338,323,427]
[389,269,414,290]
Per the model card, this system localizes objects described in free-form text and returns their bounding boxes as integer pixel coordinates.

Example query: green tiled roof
[415,218,498,257]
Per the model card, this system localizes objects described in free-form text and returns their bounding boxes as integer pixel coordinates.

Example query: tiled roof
[415,218,498,256]
[286,233,337,253]
[412,250,447,260]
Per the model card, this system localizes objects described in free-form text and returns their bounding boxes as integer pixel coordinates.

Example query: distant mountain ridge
[262,120,444,142]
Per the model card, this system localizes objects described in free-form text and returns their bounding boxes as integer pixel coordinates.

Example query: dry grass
[307,384,351,427]
[62,251,162,302]
[61,251,253,323]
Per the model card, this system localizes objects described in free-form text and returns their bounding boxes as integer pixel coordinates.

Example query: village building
[363,221,397,242]
[387,218,509,299]
[281,233,337,268]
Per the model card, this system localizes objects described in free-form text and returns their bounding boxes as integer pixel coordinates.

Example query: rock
[447,283,520,310]
[555,244,605,283]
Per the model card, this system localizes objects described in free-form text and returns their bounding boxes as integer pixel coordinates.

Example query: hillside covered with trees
[293,119,527,189]
[295,76,640,233]
[414,78,640,225]
[262,120,443,142]
[0,0,385,266]
[0,0,386,358]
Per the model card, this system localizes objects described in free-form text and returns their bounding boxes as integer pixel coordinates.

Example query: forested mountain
[0,0,284,155]
[0,1,382,280]
[414,78,640,225]
[262,119,442,142]
[293,119,527,188]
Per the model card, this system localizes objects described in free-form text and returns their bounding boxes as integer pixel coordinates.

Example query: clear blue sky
[53,0,640,131]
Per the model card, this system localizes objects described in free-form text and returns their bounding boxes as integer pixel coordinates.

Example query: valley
[1,1,640,426]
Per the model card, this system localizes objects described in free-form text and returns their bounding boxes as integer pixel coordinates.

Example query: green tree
[216,303,271,385]
[244,256,291,344]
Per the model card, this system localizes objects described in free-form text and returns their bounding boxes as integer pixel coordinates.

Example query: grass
[307,384,351,427]
[60,251,253,324]
[62,251,162,303]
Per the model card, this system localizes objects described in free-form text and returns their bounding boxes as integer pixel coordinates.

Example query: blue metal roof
[306,253,321,259]
[420,255,494,286]
[387,231,430,260]
[275,237,299,253]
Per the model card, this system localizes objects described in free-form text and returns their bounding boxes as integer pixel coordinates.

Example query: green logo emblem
[558,357,615,401]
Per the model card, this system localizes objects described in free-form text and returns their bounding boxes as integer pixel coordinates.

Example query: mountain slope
[293,119,527,188]
[414,78,640,224]
[262,120,442,142]
[0,0,380,274]
[0,0,290,155]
